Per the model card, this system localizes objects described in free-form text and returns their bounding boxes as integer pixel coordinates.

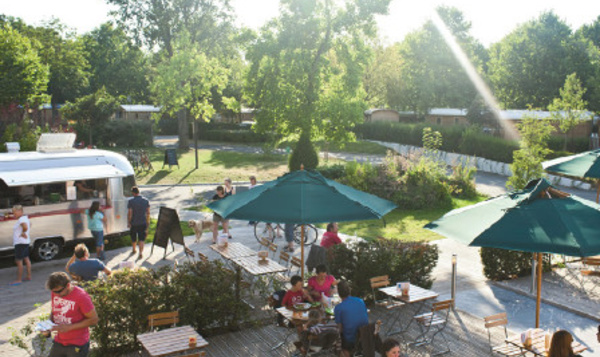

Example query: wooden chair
[484,312,525,356]
[413,299,453,355]
[268,243,278,258]
[279,250,291,266]
[180,353,205,357]
[259,237,271,249]
[197,252,209,263]
[369,275,403,309]
[184,247,196,263]
[289,256,302,276]
[148,311,179,331]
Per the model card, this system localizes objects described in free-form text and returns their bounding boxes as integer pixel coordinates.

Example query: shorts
[213,213,224,223]
[91,231,104,247]
[340,336,356,351]
[130,225,147,243]
[14,244,30,260]
[49,341,90,357]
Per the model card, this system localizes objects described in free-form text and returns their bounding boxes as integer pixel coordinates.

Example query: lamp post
[451,254,457,307]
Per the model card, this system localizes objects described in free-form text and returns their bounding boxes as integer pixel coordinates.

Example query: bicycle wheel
[254,222,275,243]
[293,224,318,246]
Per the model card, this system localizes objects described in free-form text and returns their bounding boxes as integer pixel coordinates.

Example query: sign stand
[151,206,185,259]
[162,149,179,169]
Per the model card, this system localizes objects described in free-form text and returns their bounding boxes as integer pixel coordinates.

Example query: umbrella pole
[301,224,305,280]
[535,253,542,328]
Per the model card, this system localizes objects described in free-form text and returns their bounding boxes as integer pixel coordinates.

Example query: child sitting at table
[297,309,338,354]
[282,275,313,308]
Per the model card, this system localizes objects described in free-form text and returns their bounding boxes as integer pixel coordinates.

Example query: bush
[75,120,152,147]
[316,164,346,180]
[480,248,532,280]
[328,240,438,302]
[355,122,520,163]
[289,131,319,171]
[0,121,41,152]
[85,261,249,356]
[156,118,178,135]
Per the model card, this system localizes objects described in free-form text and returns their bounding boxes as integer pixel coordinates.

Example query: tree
[60,87,119,146]
[0,25,49,111]
[548,73,589,150]
[577,15,600,48]
[388,6,485,114]
[488,11,599,110]
[507,112,554,190]
[150,33,229,157]
[26,20,90,124]
[362,43,403,108]
[246,0,391,152]
[82,23,150,102]
[466,95,497,131]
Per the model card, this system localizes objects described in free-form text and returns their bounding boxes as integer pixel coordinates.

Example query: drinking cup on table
[400,282,410,296]
[189,336,197,348]
[544,332,551,350]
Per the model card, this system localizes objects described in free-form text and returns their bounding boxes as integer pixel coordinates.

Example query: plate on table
[294,303,311,311]
[310,302,321,308]
[325,307,334,316]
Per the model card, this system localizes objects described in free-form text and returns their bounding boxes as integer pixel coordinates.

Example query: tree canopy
[245,0,391,143]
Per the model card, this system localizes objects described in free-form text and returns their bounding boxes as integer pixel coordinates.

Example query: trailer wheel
[32,239,63,261]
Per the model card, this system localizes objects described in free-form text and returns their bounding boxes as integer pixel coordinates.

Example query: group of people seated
[278,264,400,357]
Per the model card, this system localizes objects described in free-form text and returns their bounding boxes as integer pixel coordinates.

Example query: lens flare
[431,11,519,140]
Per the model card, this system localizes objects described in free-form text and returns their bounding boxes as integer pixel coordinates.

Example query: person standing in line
[223,178,235,239]
[10,205,31,285]
[86,201,107,260]
[127,186,150,260]
[46,272,98,357]
[211,186,229,243]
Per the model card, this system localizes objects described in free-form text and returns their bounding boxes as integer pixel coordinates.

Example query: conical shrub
[289,131,319,171]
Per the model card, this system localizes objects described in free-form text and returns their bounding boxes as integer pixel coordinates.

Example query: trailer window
[122,175,136,197]
[0,179,109,209]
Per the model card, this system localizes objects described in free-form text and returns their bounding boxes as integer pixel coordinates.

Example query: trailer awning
[0,164,127,186]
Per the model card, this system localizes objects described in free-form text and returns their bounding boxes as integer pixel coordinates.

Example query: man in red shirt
[320,222,342,249]
[46,272,98,357]
[282,275,313,308]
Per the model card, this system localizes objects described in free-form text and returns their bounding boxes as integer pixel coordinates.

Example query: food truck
[0,134,136,260]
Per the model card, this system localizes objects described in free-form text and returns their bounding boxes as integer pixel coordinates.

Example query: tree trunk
[178,109,189,149]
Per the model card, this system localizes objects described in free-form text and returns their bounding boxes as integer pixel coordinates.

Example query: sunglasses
[52,285,68,294]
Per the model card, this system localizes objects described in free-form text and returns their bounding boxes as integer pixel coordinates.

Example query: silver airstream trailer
[0,134,135,260]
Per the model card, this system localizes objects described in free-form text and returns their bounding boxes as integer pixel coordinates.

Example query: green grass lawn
[334,196,487,242]
[134,148,291,185]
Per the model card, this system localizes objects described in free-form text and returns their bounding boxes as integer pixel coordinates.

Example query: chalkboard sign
[152,207,184,256]
[162,149,179,169]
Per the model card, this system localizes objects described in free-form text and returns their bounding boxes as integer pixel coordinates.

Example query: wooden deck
[194,302,500,357]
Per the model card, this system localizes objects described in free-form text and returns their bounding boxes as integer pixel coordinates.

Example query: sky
[1,0,600,46]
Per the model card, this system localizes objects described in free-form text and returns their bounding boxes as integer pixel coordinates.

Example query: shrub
[317,164,346,180]
[328,240,438,302]
[156,118,178,135]
[75,120,152,148]
[289,131,319,171]
[480,248,532,280]
[85,261,249,356]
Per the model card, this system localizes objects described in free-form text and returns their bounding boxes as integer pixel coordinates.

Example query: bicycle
[254,222,318,246]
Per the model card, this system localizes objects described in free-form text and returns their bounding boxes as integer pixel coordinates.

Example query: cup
[544,333,551,350]
[400,282,410,296]
[189,336,197,348]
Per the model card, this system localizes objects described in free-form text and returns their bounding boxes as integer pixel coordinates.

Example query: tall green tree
[548,73,590,150]
[246,0,391,149]
[82,22,150,102]
[388,6,485,114]
[362,43,403,108]
[0,24,49,111]
[61,87,119,146]
[151,33,229,155]
[488,11,600,111]
[507,112,554,190]
[27,20,90,123]
[577,15,600,48]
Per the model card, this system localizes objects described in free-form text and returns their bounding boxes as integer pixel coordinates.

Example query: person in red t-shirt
[282,275,313,308]
[320,222,342,249]
[46,272,98,357]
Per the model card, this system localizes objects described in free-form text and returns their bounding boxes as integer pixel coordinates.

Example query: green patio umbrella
[207,169,397,278]
[424,178,600,327]
[543,149,600,202]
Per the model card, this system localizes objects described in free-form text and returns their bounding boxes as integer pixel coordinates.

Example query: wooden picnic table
[209,242,257,260]
[231,256,288,276]
[137,325,208,357]
[379,284,439,336]
[505,328,587,357]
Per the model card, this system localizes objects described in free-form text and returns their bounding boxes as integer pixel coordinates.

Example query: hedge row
[354,122,520,163]
[75,120,152,148]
